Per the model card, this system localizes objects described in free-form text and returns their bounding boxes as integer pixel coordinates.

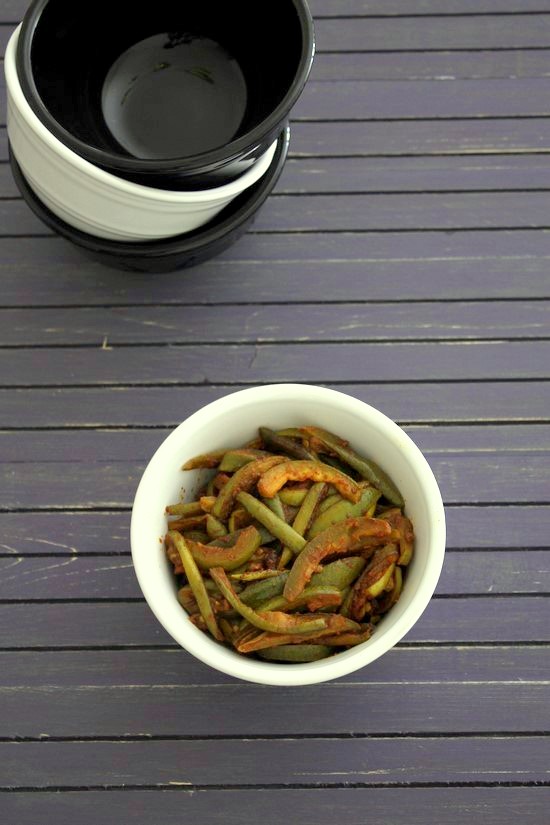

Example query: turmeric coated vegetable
[164,424,414,664]
[283,516,392,601]
[212,455,285,520]
[301,427,405,507]
[185,525,262,571]
[166,531,223,641]
[210,567,329,636]
[258,459,362,503]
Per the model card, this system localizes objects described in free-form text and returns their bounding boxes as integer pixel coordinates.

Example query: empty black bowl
[10,125,290,273]
[17,0,313,189]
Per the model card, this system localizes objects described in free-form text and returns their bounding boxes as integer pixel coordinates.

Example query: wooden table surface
[1,1,550,822]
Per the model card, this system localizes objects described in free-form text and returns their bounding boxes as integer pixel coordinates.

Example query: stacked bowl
[5,0,315,271]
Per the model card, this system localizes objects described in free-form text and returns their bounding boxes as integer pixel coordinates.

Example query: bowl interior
[131,385,446,685]
[25,0,307,162]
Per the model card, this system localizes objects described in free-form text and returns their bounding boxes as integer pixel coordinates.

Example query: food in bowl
[164,425,415,663]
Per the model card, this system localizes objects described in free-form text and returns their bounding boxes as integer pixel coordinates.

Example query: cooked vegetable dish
[164,426,414,663]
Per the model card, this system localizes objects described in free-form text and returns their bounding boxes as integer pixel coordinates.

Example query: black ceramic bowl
[10,125,290,273]
[16,0,313,190]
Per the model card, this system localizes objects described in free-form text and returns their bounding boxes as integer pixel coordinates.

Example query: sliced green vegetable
[258,644,332,662]
[292,482,327,538]
[258,459,361,503]
[187,524,261,571]
[218,449,270,472]
[309,556,367,589]
[211,455,285,520]
[167,531,223,641]
[283,516,392,601]
[210,567,328,636]
[260,426,316,461]
[301,427,405,507]
[236,491,306,554]
[308,485,380,539]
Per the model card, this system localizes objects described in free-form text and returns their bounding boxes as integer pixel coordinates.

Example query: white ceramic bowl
[131,384,446,686]
[5,26,277,242]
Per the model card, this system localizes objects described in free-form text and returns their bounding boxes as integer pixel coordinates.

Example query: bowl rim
[6,26,279,204]
[130,383,446,686]
[16,0,315,177]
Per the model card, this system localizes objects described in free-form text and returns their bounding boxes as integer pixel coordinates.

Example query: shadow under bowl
[9,125,290,273]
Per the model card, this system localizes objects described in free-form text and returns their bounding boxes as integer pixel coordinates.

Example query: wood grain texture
[309,1,550,14]
[3,454,548,507]
[0,550,547,600]
[0,597,546,648]
[2,735,550,787]
[4,423,548,462]
[1,342,548,387]
[290,119,550,156]
[13,154,550,202]
[312,50,550,81]
[1,681,549,737]
[7,1,550,19]
[1,505,548,556]
[313,15,550,51]
[10,191,550,236]
[0,383,549,428]
[1,300,548,345]
[7,119,550,161]
[7,77,550,126]
[3,645,549,688]
[2,232,550,305]
[2,788,550,825]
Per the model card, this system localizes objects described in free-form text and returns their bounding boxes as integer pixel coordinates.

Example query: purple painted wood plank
[2,506,548,556]
[4,453,549,506]
[0,551,546,599]
[291,119,550,156]
[1,342,548,387]
[1,129,9,161]
[0,555,139,599]
[6,155,550,200]
[278,156,550,193]
[2,735,550,787]
[6,78,550,126]
[6,119,550,161]
[8,1,550,19]
[7,16,550,57]
[1,682,549,737]
[2,232,550,306]
[9,190,550,235]
[312,50,550,81]
[3,646,549,688]
[2,789,550,825]
[254,193,550,232]
[406,596,550,643]
[309,1,550,13]
[0,512,130,555]
[2,424,548,464]
[8,156,550,209]
[294,79,550,120]
[0,383,548,428]
[0,597,546,647]
[2,301,547,346]
[313,15,550,51]
[0,160,18,197]
[0,22,14,52]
